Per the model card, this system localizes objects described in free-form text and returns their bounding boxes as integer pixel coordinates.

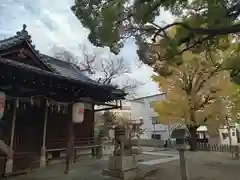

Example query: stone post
[5,99,17,174]
[179,149,189,180]
[40,101,48,167]
[234,145,239,160]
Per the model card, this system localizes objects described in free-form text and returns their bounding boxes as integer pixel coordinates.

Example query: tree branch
[153,22,240,41]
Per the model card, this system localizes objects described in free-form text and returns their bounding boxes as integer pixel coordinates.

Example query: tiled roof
[0,24,110,86]
[39,54,100,84]
[0,24,126,99]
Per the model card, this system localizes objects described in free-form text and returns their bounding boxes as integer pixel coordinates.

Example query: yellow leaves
[182,51,197,62]
[167,26,177,39]
[152,75,171,92]
[153,98,188,125]
[152,48,240,129]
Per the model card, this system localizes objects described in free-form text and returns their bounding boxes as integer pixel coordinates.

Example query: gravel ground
[145,151,240,180]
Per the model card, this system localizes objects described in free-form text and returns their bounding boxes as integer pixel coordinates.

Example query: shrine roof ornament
[0,24,34,51]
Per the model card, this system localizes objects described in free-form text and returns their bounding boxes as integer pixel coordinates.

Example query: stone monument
[102,125,138,180]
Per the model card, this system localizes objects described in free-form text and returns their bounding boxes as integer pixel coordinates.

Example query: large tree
[152,49,240,150]
[72,0,240,85]
[72,0,240,57]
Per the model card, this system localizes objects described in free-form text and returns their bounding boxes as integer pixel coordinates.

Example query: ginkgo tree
[152,49,240,151]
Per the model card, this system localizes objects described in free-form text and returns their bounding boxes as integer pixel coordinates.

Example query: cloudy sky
[0,0,173,98]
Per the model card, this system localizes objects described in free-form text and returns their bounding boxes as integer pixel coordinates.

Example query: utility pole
[226,117,234,159]
[153,123,157,149]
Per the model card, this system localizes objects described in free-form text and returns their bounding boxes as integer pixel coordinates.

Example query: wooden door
[13,104,43,172]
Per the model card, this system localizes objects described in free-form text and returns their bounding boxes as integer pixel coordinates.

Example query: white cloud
[0,0,173,97]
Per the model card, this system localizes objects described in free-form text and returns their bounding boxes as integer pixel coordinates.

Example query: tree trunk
[187,125,198,151]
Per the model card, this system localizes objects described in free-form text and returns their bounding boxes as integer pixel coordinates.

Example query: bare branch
[52,46,78,64]
[50,45,140,96]
[97,56,131,84]
[118,77,145,98]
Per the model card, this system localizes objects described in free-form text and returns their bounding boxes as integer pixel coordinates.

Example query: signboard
[115,126,125,136]
[72,102,84,123]
[0,92,5,120]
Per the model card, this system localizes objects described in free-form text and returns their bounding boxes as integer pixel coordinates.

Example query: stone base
[5,158,13,174]
[102,168,138,180]
[40,155,46,167]
[103,155,159,180]
[108,155,137,171]
[103,155,138,180]
[132,148,142,155]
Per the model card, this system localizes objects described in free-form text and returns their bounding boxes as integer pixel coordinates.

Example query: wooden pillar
[64,105,74,174]
[40,100,48,167]
[5,99,17,174]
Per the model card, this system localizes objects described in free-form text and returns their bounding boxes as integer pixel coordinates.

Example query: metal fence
[197,143,233,152]
[167,140,239,153]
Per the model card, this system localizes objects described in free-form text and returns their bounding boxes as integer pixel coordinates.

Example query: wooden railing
[46,137,102,164]
[46,137,67,150]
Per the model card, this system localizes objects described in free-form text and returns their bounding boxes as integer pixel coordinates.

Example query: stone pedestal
[40,155,46,167]
[132,148,142,155]
[102,155,138,180]
[40,147,46,167]
[5,158,13,174]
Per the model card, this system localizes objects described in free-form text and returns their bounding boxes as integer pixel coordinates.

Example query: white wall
[130,94,169,140]
[219,127,239,145]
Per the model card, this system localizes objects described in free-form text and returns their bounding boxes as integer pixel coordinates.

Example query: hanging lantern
[16,98,19,108]
[65,106,68,114]
[72,102,84,123]
[58,104,60,112]
[36,99,40,107]
[30,97,34,105]
[61,107,65,114]
[0,91,6,120]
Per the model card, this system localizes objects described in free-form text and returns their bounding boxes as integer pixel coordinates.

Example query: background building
[129,93,169,140]
[218,123,240,145]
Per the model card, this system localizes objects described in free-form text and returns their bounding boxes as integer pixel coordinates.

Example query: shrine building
[0,24,125,176]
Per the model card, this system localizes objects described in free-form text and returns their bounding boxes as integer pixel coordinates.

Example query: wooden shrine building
[0,24,125,176]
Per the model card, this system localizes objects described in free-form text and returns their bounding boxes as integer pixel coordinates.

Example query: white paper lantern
[72,102,85,123]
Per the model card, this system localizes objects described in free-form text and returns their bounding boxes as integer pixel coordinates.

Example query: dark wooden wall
[46,105,95,149]
[13,103,44,172]
[46,109,69,149]
[0,102,45,173]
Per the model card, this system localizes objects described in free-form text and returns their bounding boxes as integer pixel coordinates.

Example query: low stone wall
[131,139,165,147]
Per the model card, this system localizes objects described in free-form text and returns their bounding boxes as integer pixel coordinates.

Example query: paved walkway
[8,151,175,180]
[8,150,240,180]
[145,151,240,180]
[140,151,179,165]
